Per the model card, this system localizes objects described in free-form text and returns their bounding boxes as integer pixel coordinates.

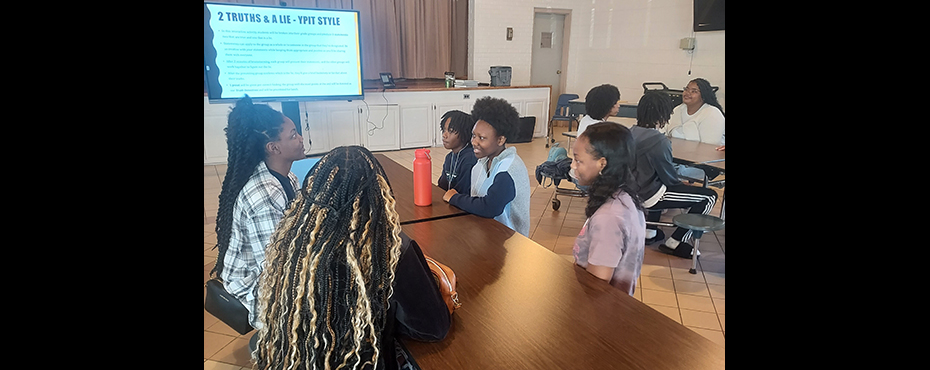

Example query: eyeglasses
[682,87,700,94]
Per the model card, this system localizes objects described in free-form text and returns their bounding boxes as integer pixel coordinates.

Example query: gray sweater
[629,126,682,200]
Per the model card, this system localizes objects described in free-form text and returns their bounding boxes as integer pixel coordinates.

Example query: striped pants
[646,184,718,243]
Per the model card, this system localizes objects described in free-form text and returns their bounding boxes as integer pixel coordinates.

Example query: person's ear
[598,157,607,173]
[497,135,506,147]
[265,141,280,156]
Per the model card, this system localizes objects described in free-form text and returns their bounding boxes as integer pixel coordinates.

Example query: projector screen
[203,2,364,103]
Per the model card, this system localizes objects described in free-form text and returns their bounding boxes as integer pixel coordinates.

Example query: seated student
[665,77,726,181]
[437,110,478,195]
[442,97,531,237]
[211,95,305,330]
[570,122,646,296]
[666,78,725,146]
[252,146,450,370]
[576,84,621,137]
[630,91,718,258]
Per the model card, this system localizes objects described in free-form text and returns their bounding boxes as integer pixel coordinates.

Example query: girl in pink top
[571,122,647,296]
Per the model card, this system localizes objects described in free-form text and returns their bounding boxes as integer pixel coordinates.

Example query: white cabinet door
[433,102,469,147]
[399,104,433,149]
[360,104,400,152]
[303,105,327,156]
[327,105,360,150]
[523,99,548,137]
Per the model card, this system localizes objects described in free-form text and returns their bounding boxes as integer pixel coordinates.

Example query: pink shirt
[573,191,646,296]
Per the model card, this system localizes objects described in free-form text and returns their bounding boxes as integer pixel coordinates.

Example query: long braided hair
[253,146,403,370]
[579,122,644,219]
[211,96,287,278]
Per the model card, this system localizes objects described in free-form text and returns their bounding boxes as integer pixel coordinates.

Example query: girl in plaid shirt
[210,96,305,329]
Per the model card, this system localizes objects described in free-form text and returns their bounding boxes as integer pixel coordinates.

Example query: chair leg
[690,237,700,274]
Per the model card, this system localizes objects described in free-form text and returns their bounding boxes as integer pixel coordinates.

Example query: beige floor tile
[674,280,711,297]
[209,336,254,368]
[647,304,682,324]
[204,331,236,359]
[676,293,716,313]
[639,264,672,280]
[638,275,674,292]
[641,288,678,308]
[204,359,248,370]
[712,297,725,315]
[708,283,725,300]
[688,327,725,348]
[671,267,706,283]
[680,309,722,331]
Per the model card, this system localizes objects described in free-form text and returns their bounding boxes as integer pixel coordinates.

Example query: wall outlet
[464,94,470,99]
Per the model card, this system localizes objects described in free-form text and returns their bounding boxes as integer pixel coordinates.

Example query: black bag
[204,278,254,335]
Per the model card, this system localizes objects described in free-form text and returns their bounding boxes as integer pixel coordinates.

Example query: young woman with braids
[252,146,449,370]
[570,122,646,296]
[630,91,718,259]
[211,96,305,330]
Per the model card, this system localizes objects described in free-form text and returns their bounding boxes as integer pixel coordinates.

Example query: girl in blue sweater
[442,97,531,237]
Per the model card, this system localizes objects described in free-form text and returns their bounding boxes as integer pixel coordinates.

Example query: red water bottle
[413,149,432,206]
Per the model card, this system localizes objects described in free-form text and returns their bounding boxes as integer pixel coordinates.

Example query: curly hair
[636,91,673,129]
[211,95,286,278]
[690,78,724,117]
[253,146,403,370]
[470,96,519,142]
[584,84,621,120]
[578,122,644,218]
[440,110,475,148]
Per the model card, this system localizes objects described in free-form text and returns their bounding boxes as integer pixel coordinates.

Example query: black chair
[547,94,580,148]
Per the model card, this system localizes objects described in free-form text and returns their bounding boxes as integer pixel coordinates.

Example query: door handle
[556,70,562,74]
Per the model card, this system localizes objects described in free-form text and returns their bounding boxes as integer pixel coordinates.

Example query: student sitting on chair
[571,122,646,296]
[252,146,450,370]
[630,91,718,259]
[437,110,478,196]
[210,95,305,330]
[576,84,621,137]
[442,97,531,237]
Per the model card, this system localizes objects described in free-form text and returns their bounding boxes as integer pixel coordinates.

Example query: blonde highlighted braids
[253,146,403,370]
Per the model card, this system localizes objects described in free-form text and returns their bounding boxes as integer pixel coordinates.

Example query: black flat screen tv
[693,0,725,32]
[203,2,364,103]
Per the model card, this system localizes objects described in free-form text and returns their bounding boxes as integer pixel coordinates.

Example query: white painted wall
[470,0,724,110]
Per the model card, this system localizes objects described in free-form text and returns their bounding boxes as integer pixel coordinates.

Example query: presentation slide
[204,3,363,101]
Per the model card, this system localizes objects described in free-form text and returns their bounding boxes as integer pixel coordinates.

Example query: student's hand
[443,189,458,203]
[715,145,725,151]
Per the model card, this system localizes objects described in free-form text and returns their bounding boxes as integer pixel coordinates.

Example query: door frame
[532,7,572,116]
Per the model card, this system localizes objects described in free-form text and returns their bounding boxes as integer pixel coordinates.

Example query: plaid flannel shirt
[221,161,298,329]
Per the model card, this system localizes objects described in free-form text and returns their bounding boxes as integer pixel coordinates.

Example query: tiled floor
[204,125,725,369]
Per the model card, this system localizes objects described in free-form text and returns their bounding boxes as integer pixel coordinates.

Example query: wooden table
[401,215,726,370]
[561,131,724,172]
[374,154,469,225]
[668,137,725,171]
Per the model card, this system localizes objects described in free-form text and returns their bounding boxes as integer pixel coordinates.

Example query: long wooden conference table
[372,154,725,369]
